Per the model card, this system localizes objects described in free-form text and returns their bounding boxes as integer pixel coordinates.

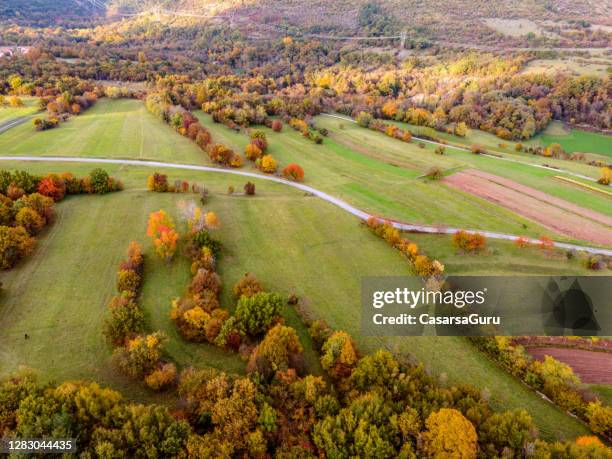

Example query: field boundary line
[553,176,612,197]
[1,155,611,256]
[320,113,603,184]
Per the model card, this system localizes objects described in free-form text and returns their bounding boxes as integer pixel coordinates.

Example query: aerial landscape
[0,0,610,457]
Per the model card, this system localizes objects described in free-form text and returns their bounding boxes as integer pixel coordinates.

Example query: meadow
[0,98,206,164]
[529,121,612,158]
[197,112,578,241]
[0,100,604,439]
[0,97,40,123]
[0,159,592,439]
[325,116,611,218]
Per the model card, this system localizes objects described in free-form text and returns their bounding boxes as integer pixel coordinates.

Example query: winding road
[2,155,611,256]
[0,116,31,135]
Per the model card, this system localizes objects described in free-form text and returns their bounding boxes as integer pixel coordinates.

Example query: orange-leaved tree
[147,210,179,262]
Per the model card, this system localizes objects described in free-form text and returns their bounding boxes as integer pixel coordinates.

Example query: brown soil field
[444,169,612,245]
[527,347,612,384]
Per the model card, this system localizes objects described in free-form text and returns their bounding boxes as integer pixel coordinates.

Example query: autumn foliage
[452,230,487,253]
[147,210,178,262]
[282,163,305,181]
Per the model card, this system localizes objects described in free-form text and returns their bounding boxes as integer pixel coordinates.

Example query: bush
[0,225,36,269]
[271,120,283,132]
[145,363,177,391]
[259,155,278,173]
[15,207,45,235]
[452,230,487,253]
[425,167,443,180]
[235,292,284,336]
[113,332,168,379]
[90,169,111,194]
[233,272,263,299]
[245,143,263,161]
[598,167,611,185]
[356,111,373,128]
[471,144,485,155]
[103,297,146,345]
[282,163,305,181]
[434,146,445,155]
[117,269,142,296]
[147,173,169,192]
[244,181,256,195]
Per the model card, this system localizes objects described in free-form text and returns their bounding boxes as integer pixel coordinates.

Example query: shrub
[103,297,146,345]
[6,184,24,201]
[245,143,263,161]
[471,144,485,155]
[190,269,221,296]
[434,146,445,155]
[147,173,169,192]
[235,291,284,336]
[586,401,612,436]
[89,169,111,194]
[425,167,443,180]
[539,236,554,251]
[356,111,373,128]
[282,163,305,181]
[271,120,283,132]
[320,331,358,382]
[117,269,142,295]
[244,181,256,195]
[0,225,36,269]
[250,130,268,151]
[598,167,611,185]
[233,272,263,298]
[145,363,177,391]
[113,332,168,379]
[37,176,66,201]
[452,230,486,252]
[15,207,45,235]
[259,155,278,173]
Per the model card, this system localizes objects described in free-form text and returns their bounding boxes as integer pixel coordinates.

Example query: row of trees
[0,169,120,269]
[470,337,612,439]
[365,217,445,278]
[104,241,177,391]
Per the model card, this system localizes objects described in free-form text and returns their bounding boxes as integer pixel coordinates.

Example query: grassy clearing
[384,118,604,178]
[589,385,612,405]
[319,117,611,219]
[0,97,40,122]
[529,121,612,158]
[522,59,611,78]
[0,160,590,439]
[0,98,206,164]
[483,18,543,37]
[197,113,562,239]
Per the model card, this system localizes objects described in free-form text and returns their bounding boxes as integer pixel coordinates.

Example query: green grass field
[0,98,206,164]
[197,113,578,241]
[386,117,612,163]
[529,121,612,158]
[318,116,611,219]
[0,160,592,439]
[0,97,40,123]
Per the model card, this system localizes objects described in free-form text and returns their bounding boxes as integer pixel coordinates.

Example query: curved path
[0,116,31,135]
[321,113,602,184]
[2,155,611,256]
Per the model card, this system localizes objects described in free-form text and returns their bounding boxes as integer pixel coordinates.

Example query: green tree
[235,292,283,336]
